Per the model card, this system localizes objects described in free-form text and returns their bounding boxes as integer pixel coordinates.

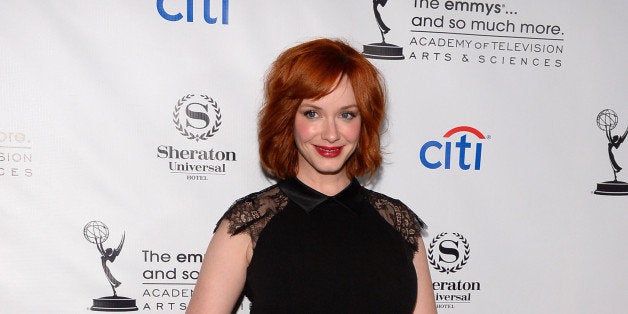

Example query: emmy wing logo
[84,221,138,311]
[173,94,222,142]
[594,109,628,196]
[362,0,405,60]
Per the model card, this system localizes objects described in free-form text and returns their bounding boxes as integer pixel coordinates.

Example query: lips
[314,145,343,158]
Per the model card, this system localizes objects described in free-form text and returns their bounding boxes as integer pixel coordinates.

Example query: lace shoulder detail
[216,185,289,248]
[363,189,427,251]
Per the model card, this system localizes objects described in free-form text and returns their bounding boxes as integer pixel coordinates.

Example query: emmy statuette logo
[362,0,405,60]
[84,221,138,311]
[594,109,628,196]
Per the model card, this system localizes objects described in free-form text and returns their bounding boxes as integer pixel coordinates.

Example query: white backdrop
[2,1,627,313]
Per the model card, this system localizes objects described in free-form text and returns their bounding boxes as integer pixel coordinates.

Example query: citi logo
[420,126,489,170]
[157,0,229,24]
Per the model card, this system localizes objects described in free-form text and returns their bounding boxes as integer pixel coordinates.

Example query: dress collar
[277,177,363,213]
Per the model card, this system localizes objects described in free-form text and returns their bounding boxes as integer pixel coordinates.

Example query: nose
[322,118,339,143]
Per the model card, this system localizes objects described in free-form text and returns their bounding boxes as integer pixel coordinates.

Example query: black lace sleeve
[215,185,288,248]
[364,189,427,252]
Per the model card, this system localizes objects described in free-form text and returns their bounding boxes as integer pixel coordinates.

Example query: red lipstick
[314,146,343,158]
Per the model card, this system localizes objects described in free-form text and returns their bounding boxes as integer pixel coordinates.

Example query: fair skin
[293,75,361,195]
[414,236,439,314]
[186,75,437,314]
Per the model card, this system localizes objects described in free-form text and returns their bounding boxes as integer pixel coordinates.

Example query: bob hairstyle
[258,38,386,180]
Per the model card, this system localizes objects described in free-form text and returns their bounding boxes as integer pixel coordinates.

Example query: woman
[187,38,437,314]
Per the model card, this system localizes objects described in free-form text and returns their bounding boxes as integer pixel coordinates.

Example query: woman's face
[293,75,361,179]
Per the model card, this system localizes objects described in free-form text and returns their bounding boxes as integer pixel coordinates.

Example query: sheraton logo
[428,232,482,310]
[155,94,238,180]
[173,94,222,142]
[428,232,470,274]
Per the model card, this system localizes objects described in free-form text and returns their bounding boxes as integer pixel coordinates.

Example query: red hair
[258,38,386,179]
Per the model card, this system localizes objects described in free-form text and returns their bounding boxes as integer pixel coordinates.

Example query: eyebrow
[299,104,359,110]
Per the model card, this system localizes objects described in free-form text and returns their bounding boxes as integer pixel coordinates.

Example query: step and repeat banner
[2,1,626,313]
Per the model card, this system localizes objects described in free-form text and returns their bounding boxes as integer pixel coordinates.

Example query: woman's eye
[340,112,357,120]
[304,110,318,118]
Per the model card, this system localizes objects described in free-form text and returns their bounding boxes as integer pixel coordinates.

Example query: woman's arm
[413,236,438,314]
[186,220,252,314]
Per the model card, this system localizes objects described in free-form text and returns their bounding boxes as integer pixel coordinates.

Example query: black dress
[218,177,426,314]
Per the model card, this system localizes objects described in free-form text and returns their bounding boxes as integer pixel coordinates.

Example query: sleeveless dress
[218,177,426,314]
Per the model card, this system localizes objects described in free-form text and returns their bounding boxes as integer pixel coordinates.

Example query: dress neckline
[277,177,363,213]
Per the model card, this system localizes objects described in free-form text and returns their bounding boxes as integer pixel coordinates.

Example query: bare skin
[413,236,438,314]
[186,77,437,314]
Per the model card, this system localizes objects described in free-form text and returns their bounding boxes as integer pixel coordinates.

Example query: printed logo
[173,94,222,142]
[594,109,628,195]
[420,126,488,170]
[0,131,33,177]
[157,94,237,180]
[428,232,470,274]
[428,232,481,310]
[355,1,567,68]
[362,0,405,60]
[83,221,138,311]
[140,249,205,311]
[156,0,229,24]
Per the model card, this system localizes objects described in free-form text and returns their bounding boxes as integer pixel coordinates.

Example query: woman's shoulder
[215,184,289,244]
[361,188,427,251]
